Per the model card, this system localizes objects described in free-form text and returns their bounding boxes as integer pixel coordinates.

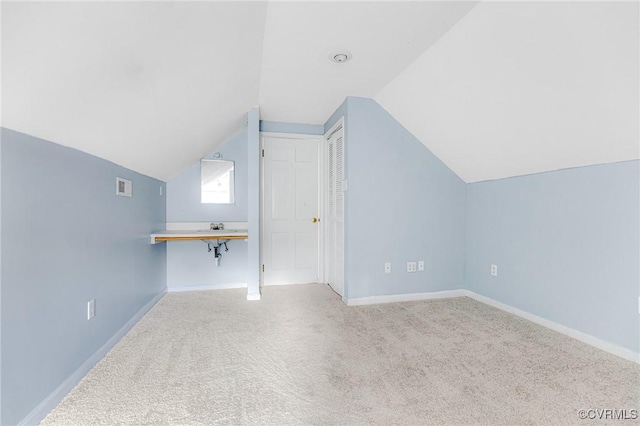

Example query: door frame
[322,118,345,296]
[260,132,326,287]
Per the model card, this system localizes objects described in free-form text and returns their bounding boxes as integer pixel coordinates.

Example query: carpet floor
[41,284,639,425]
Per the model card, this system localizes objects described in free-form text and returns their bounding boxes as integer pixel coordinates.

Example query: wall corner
[247,107,261,300]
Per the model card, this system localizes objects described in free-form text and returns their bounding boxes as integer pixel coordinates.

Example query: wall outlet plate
[491,264,498,276]
[87,299,95,320]
[418,261,424,271]
[384,263,391,274]
[407,262,417,273]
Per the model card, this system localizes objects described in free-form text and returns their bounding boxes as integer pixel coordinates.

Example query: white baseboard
[462,290,640,364]
[346,288,639,364]
[19,291,166,426]
[168,283,247,293]
[346,289,466,306]
[246,291,261,301]
[17,285,639,426]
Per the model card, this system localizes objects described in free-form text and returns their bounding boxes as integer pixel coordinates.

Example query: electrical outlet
[491,264,498,276]
[87,299,95,320]
[384,263,391,274]
[407,262,417,273]
[418,261,425,272]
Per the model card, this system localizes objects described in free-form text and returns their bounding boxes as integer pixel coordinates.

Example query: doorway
[261,134,323,286]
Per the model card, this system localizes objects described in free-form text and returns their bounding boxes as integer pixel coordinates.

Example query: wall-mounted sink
[192,229,245,234]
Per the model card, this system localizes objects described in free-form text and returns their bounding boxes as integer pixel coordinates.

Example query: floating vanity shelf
[150,229,248,244]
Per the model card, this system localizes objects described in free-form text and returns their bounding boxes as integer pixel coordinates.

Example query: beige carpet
[41,284,639,425]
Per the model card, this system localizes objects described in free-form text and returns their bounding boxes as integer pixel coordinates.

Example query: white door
[262,136,320,285]
[325,124,345,296]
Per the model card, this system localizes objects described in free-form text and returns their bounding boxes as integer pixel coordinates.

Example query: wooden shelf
[153,235,248,242]
[150,230,248,244]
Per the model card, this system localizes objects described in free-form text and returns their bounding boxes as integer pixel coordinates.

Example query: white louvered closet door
[326,126,345,296]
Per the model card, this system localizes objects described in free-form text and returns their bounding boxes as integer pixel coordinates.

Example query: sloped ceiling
[1,1,477,181]
[2,1,268,181]
[2,1,638,183]
[376,1,640,182]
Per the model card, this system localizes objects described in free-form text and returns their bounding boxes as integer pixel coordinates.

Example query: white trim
[168,283,247,292]
[345,288,639,364]
[340,113,347,304]
[19,291,166,426]
[321,135,329,287]
[463,290,640,364]
[324,117,344,141]
[260,133,325,287]
[259,135,265,288]
[260,131,323,141]
[318,136,327,284]
[262,281,321,287]
[246,292,261,301]
[323,117,346,298]
[346,289,466,306]
[15,285,638,426]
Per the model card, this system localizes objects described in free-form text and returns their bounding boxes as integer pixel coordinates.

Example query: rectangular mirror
[201,159,235,204]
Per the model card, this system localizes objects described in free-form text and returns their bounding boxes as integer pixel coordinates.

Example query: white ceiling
[258,1,478,124]
[1,0,477,181]
[376,1,640,183]
[2,1,638,183]
[2,1,268,181]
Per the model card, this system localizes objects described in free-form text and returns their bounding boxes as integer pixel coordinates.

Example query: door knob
[312,217,320,223]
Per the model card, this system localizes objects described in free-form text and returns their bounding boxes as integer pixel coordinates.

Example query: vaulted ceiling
[2,1,637,182]
[376,1,639,182]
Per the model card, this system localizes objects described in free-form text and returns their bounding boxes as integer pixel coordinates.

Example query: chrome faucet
[210,222,224,230]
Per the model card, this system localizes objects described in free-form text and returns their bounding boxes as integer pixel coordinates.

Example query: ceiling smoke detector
[330,52,352,63]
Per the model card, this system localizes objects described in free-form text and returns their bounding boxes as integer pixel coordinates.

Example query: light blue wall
[166,128,248,290]
[260,120,324,135]
[165,109,261,296]
[334,97,638,354]
[324,99,348,135]
[465,161,640,353]
[1,128,166,425]
[333,97,467,299]
[2,99,632,425]
[167,128,248,222]
[166,113,325,294]
[166,240,247,290]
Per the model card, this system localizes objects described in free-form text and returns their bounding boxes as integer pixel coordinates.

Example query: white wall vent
[116,177,132,197]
